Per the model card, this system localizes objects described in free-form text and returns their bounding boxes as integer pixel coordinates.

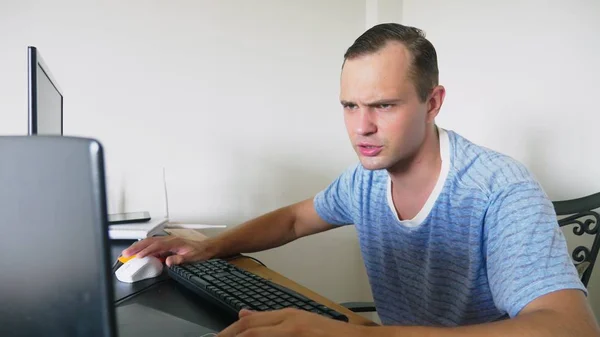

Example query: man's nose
[355,109,377,136]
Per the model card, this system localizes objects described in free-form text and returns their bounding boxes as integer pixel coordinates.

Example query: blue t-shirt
[314,128,585,326]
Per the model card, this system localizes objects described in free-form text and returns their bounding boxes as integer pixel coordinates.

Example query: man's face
[340,42,436,171]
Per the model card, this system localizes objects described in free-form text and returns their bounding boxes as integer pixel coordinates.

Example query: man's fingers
[165,253,189,266]
[121,238,158,257]
[239,309,255,318]
[218,310,288,337]
[137,241,175,258]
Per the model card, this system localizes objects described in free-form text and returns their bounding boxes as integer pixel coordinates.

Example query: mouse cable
[224,254,267,268]
[111,258,122,273]
[113,279,169,306]
[243,255,267,267]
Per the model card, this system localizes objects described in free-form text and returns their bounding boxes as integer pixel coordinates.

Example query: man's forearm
[206,205,298,259]
[358,309,599,337]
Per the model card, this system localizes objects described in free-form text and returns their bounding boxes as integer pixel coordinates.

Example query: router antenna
[162,167,170,220]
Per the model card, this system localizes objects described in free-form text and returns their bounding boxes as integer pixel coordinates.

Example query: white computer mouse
[115,256,164,283]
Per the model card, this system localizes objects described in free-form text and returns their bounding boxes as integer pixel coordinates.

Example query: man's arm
[218,289,600,337]
[206,197,336,258]
[124,164,359,265]
[362,289,600,337]
[122,198,335,265]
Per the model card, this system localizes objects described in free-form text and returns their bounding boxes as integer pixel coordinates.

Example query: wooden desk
[165,228,376,326]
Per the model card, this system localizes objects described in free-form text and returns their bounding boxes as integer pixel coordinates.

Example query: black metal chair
[341,192,600,313]
[553,191,600,288]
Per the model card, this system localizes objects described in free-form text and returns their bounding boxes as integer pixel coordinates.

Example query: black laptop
[0,136,216,337]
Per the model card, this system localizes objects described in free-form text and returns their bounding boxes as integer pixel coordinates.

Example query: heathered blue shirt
[314,128,585,326]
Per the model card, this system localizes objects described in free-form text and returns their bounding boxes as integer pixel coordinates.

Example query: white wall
[0,0,375,304]
[402,0,600,317]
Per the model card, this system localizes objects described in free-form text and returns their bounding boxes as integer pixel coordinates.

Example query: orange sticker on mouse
[118,255,166,264]
[118,255,136,264]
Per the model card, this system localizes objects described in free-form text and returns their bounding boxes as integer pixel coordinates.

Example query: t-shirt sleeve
[312,164,360,226]
[484,181,586,318]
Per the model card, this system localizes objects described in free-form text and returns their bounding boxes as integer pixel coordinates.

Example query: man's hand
[217,308,365,337]
[214,292,599,337]
[121,236,216,266]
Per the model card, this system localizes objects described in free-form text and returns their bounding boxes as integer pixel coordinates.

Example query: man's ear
[426,85,446,123]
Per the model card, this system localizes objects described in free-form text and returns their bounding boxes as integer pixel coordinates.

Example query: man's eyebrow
[340,98,403,107]
[365,99,401,107]
[340,99,402,106]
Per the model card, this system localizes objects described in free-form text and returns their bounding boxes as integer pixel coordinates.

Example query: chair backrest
[553,192,600,287]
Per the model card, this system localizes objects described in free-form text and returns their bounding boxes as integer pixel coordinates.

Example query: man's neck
[388,126,442,201]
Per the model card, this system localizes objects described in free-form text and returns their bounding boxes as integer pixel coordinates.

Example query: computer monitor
[0,136,115,336]
[0,136,219,337]
[27,46,64,135]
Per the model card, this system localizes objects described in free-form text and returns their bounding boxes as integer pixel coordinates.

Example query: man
[123,23,600,336]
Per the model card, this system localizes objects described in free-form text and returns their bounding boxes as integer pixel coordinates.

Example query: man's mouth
[357,144,383,157]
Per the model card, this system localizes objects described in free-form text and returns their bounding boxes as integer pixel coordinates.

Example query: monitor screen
[28,46,63,135]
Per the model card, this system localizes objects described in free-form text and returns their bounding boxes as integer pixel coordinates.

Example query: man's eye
[343,104,358,110]
[378,104,393,109]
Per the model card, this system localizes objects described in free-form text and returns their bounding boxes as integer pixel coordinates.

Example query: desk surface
[111,231,374,332]
[111,241,235,331]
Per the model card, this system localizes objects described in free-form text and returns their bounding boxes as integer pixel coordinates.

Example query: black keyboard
[168,259,349,322]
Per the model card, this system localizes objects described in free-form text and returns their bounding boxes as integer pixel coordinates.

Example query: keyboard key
[201,275,216,282]
[330,311,348,321]
[190,276,209,287]
[231,271,250,279]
